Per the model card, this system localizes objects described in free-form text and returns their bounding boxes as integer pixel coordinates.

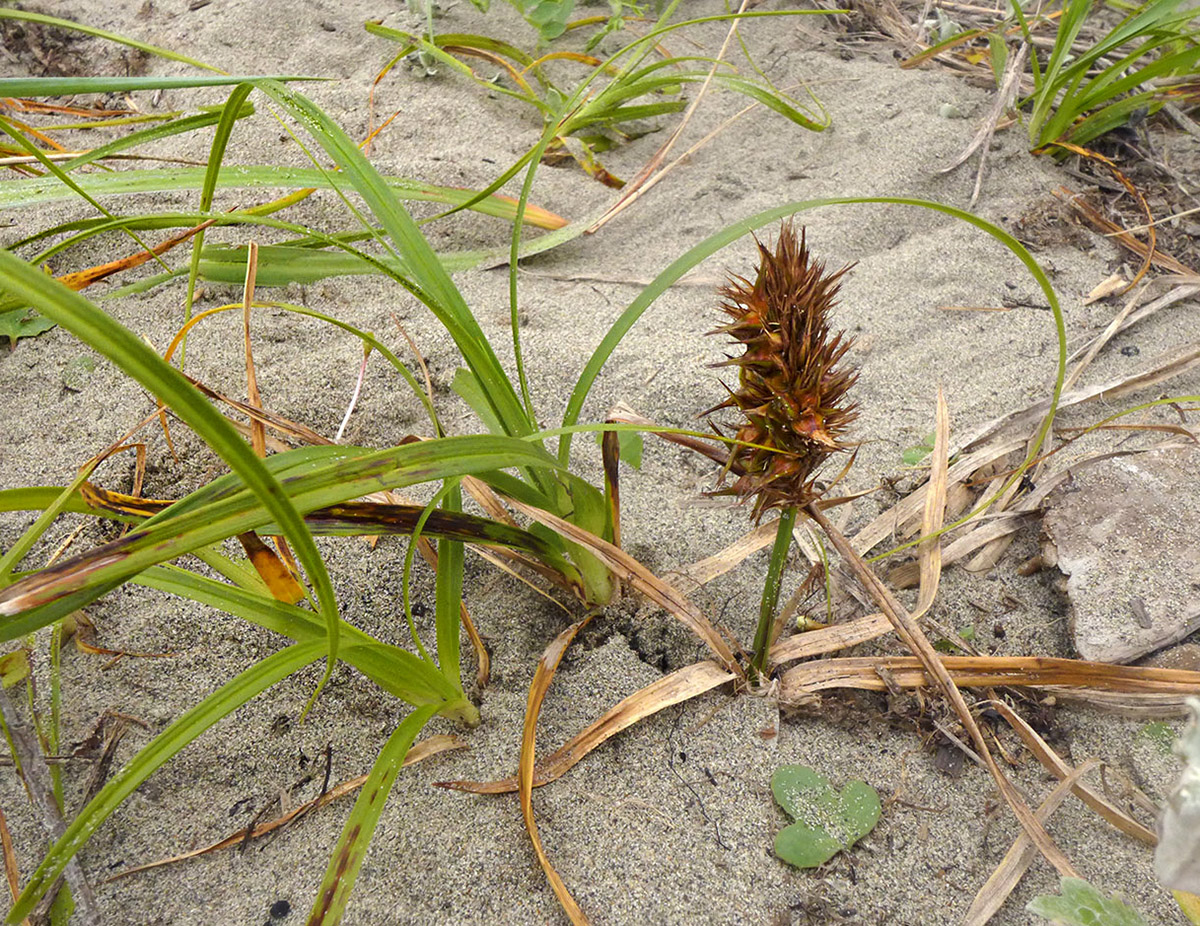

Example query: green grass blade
[0,464,96,583]
[0,119,170,270]
[306,703,441,926]
[0,249,343,695]
[0,75,316,96]
[136,566,463,707]
[58,104,254,172]
[6,641,327,923]
[0,165,557,225]
[0,436,563,635]
[434,483,465,685]
[184,83,256,330]
[251,80,532,440]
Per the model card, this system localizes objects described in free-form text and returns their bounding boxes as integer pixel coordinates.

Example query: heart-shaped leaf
[771,764,881,868]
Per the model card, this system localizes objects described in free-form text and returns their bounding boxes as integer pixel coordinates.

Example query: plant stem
[751,507,795,680]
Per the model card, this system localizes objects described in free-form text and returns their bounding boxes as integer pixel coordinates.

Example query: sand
[1,0,1198,923]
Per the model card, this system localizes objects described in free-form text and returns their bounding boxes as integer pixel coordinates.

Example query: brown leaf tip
[704,221,858,519]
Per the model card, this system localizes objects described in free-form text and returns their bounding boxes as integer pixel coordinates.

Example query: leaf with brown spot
[305,703,440,926]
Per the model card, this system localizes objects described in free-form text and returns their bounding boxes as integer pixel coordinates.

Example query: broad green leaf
[771,764,881,868]
[0,308,55,346]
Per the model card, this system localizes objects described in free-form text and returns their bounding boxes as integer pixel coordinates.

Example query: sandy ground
[2,0,1198,923]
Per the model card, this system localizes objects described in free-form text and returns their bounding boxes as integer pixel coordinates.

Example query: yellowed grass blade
[780,655,1200,700]
[53,219,215,292]
[519,616,596,926]
[506,500,740,673]
[957,341,1200,453]
[914,387,949,618]
[769,612,893,667]
[672,521,778,588]
[964,759,1102,926]
[437,659,735,795]
[584,0,752,235]
[105,734,466,881]
[849,438,1026,554]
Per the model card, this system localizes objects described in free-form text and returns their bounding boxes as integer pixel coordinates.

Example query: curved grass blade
[183,84,256,331]
[251,80,532,441]
[440,658,733,794]
[135,566,468,711]
[305,703,441,926]
[0,250,342,685]
[58,104,255,172]
[517,615,596,926]
[6,641,327,922]
[559,197,1066,554]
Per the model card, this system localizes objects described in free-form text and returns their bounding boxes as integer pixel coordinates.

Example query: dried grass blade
[519,616,596,926]
[802,505,1079,879]
[1050,146,1156,294]
[914,387,949,618]
[1066,283,1200,369]
[780,655,1200,699]
[53,219,215,292]
[890,470,1071,589]
[769,612,892,667]
[957,342,1200,453]
[983,699,1156,844]
[1055,186,1197,276]
[964,759,1102,926]
[0,804,22,916]
[584,0,752,235]
[850,438,1025,553]
[0,689,99,925]
[106,735,465,880]
[507,499,740,672]
[437,659,734,794]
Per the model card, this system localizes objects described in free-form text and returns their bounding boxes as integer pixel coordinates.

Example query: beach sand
[1,0,1197,923]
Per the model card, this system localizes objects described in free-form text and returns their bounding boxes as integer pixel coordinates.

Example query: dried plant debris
[1042,445,1200,664]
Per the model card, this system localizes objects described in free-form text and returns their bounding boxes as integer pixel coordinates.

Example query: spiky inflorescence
[704,222,858,520]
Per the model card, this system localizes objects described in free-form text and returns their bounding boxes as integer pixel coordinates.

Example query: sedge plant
[702,223,858,680]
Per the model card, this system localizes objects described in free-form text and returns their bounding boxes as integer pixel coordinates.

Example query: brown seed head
[703,222,858,520]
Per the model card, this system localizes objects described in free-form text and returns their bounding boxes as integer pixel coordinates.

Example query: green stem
[752,507,795,680]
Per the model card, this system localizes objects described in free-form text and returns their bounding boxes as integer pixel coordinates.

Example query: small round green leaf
[771,764,882,869]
